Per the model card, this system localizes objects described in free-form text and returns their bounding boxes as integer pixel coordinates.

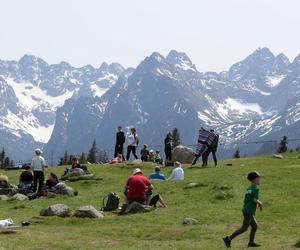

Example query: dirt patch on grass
[0,230,18,235]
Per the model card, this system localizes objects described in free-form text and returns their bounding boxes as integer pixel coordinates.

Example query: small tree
[0,148,5,168]
[4,157,10,168]
[59,157,64,166]
[87,139,98,163]
[63,151,69,165]
[172,128,181,149]
[233,148,240,159]
[99,150,109,163]
[277,135,288,153]
[79,152,87,164]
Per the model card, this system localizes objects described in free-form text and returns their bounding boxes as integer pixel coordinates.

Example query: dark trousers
[191,153,201,166]
[230,213,258,243]
[202,149,218,167]
[165,147,172,161]
[33,171,44,192]
[114,144,124,159]
[141,155,148,162]
[126,145,138,161]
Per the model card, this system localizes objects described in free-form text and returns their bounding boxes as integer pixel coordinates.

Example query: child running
[223,171,263,248]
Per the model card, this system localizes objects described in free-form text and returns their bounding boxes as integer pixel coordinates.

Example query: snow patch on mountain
[1,110,54,143]
[6,78,75,110]
[265,75,285,87]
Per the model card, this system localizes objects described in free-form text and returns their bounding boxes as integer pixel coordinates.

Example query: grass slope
[0,153,300,250]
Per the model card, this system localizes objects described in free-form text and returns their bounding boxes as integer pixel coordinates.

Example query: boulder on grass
[40,204,71,217]
[172,145,195,164]
[273,154,283,159]
[74,205,104,218]
[123,202,154,214]
[51,183,74,196]
[0,195,8,201]
[182,217,199,225]
[12,193,28,201]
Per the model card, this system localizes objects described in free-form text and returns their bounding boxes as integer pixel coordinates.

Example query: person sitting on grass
[71,157,82,169]
[223,171,263,248]
[109,154,123,164]
[45,173,59,189]
[140,144,150,162]
[145,189,167,208]
[124,168,153,205]
[0,173,10,188]
[149,166,166,180]
[167,161,184,180]
[18,165,33,190]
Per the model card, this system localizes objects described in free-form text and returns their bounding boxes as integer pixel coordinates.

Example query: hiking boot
[223,236,231,248]
[248,242,261,247]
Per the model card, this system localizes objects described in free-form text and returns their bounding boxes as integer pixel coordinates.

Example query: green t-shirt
[242,184,259,215]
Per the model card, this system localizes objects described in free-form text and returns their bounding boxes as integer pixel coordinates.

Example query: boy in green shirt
[223,171,263,248]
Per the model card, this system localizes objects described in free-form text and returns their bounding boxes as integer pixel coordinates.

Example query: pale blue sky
[0,0,299,72]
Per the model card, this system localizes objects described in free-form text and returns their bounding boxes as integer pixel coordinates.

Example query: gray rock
[12,193,28,201]
[0,195,8,201]
[124,202,154,214]
[182,217,199,225]
[74,205,104,218]
[51,182,74,196]
[172,145,195,164]
[40,204,71,217]
[273,154,283,159]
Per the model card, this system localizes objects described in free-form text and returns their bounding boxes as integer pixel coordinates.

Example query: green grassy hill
[1,153,300,250]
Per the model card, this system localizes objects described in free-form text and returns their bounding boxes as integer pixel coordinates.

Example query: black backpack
[102,192,120,212]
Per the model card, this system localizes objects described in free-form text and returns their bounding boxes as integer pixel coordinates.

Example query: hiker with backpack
[126,128,139,161]
[114,126,126,159]
[202,130,219,167]
[31,148,46,193]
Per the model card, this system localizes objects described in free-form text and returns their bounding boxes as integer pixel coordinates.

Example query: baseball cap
[247,171,261,181]
[154,166,161,171]
[133,168,142,175]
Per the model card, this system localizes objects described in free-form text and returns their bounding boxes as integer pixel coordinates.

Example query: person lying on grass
[223,171,263,248]
[109,154,123,164]
[0,173,10,188]
[45,172,59,189]
[124,168,167,207]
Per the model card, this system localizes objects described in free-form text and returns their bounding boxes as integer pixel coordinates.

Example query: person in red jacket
[125,168,153,204]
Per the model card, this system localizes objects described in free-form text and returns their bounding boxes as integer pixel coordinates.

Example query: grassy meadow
[0,153,300,250]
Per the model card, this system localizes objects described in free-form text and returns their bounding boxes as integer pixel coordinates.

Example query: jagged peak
[166,50,196,72]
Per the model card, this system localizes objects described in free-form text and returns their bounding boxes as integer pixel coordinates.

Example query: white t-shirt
[31,155,46,171]
[168,166,184,180]
[128,133,138,146]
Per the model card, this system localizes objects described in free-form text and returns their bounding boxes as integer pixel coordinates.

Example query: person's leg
[212,150,218,166]
[33,171,38,192]
[229,213,251,240]
[126,146,132,161]
[114,144,118,158]
[191,154,200,166]
[132,146,138,159]
[202,153,207,167]
[249,215,258,244]
[38,171,44,192]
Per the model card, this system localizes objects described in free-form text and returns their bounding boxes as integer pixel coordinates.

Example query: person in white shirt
[31,148,46,193]
[126,128,139,161]
[168,161,184,180]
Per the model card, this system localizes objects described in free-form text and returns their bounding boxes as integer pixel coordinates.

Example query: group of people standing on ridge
[113,126,219,167]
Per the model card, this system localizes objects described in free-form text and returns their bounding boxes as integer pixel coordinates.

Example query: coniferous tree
[79,152,87,164]
[277,136,288,153]
[171,128,181,149]
[233,148,240,159]
[0,148,5,168]
[63,151,69,165]
[59,157,64,166]
[4,157,10,168]
[87,139,97,163]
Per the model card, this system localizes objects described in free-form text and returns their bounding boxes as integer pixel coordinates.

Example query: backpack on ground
[102,192,120,212]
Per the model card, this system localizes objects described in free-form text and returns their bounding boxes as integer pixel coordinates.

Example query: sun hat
[133,168,142,175]
[35,148,43,155]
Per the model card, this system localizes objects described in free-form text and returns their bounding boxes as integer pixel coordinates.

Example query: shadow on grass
[0,230,17,235]
[295,241,300,248]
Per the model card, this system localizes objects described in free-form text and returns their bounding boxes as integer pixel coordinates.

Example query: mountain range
[0,47,299,162]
